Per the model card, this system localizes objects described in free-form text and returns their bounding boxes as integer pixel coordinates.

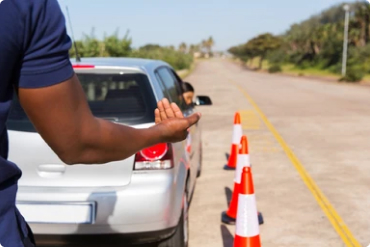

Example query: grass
[177,59,199,79]
[242,57,370,82]
[281,64,340,79]
[363,74,370,82]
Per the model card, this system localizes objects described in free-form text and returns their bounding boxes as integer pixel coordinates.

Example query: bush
[130,46,193,70]
[268,64,282,73]
[267,49,288,64]
[339,66,365,82]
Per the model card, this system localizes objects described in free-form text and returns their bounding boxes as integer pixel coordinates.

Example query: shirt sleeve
[19,0,74,88]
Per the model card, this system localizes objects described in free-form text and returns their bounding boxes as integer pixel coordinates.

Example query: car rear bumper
[34,227,177,246]
[16,168,187,240]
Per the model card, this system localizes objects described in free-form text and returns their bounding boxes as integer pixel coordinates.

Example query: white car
[8,58,212,246]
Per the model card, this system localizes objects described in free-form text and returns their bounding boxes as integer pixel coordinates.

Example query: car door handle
[37,164,66,178]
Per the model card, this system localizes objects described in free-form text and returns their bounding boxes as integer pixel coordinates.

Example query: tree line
[228,2,370,82]
[69,29,215,71]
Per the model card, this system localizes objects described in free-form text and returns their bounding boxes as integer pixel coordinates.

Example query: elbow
[56,144,99,165]
[55,144,88,165]
[51,122,101,165]
[58,152,81,165]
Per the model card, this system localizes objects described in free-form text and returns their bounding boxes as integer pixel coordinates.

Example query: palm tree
[207,36,215,54]
[179,42,187,53]
[201,40,208,53]
[354,2,370,46]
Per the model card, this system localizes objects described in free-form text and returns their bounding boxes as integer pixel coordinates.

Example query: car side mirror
[194,95,212,106]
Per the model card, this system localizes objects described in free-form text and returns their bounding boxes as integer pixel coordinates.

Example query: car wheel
[158,193,189,247]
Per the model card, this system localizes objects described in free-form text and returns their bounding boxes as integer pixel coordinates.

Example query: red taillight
[141,143,168,161]
[134,143,174,170]
[72,64,95,69]
[135,143,169,162]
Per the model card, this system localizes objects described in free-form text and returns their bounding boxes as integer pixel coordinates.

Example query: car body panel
[10,57,202,242]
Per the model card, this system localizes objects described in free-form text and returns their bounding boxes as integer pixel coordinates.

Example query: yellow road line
[234,83,361,247]
[240,110,261,130]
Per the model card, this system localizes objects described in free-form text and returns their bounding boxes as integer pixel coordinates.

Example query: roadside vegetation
[228,2,370,82]
[69,29,215,71]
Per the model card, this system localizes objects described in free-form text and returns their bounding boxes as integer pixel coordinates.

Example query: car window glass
[7,73,157,132]
[156,67,185,108]
[155,72,171,100]
[168,69,194,110]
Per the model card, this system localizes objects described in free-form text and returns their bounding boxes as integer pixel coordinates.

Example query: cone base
[221,211,236,225]
[234,234,261,247]
[258,212,264,225]
[223,164,236,170]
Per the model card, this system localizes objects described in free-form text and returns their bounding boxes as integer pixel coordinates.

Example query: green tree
[81,28,101,57]
[69,40,85,58]
[104,29,132,57]
[207,36,215,54]
[178,42,187,53]
[245,33,281,69]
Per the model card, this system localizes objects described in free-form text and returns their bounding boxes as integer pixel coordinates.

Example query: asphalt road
[37,58,370,247]
[186,59,370,247]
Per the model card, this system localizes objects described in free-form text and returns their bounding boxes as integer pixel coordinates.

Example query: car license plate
[16,202,95,224]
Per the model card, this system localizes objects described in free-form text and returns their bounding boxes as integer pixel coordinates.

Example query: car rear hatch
[7,65,158,188]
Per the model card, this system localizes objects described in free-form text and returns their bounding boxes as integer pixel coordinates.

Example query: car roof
[70,57,170,72]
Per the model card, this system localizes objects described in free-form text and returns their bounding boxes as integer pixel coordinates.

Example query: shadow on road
[225,152,230,162]
[224,187,232,207]
[220,225,234,247]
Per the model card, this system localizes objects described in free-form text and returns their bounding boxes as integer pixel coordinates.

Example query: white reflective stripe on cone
[236,194,260,238]
[232,124,243,144]
[234,154,250,183]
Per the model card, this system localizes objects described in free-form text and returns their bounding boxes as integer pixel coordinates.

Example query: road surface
[37,58,370,247]
[187,59,370,247]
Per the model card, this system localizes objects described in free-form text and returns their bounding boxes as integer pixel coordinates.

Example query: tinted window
[168,69,184,86]
[156,67,185,107]
[7,73,157,132]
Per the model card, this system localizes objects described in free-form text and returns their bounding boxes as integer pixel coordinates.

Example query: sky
[59,0,361,51]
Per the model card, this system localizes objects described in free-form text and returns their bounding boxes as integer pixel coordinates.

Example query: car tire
[158,193,189,247]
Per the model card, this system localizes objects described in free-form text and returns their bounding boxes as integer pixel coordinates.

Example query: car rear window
[7,73,157,132]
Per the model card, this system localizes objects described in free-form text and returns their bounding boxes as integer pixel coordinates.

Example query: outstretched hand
[154,98,201,143]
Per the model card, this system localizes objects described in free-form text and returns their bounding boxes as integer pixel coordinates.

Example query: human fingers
[171,102,184,118]
[154,108,161,124]
[162,98,175,118]
[157,100,168,121]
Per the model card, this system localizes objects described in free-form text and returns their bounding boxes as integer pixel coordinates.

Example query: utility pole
[342,4,350,77]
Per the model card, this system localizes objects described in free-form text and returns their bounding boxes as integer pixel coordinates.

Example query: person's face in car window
[183,91,194,105]
[181,82,195,106]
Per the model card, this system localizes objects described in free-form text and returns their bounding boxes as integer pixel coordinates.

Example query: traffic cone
[233,167,261,247]
[224,112,242,170]
[222,135,250,224]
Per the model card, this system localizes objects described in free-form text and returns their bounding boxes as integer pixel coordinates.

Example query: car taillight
[134,143,174,170]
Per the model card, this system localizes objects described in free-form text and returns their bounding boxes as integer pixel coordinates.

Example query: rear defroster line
[231,81,361,247]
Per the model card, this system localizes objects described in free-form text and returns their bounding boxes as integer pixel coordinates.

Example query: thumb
[185,112,201,127]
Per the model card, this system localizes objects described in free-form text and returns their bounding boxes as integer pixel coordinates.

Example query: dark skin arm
[18,74,201,165]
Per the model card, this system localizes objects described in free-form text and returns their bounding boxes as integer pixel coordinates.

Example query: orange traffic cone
[224,112,242,170]
[222,135,250,224]
[233,167,261,247]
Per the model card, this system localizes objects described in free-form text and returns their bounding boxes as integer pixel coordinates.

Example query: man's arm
[14,0,200,165]
[18,74,200,165]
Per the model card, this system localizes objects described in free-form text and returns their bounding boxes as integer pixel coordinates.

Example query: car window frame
[167,68,194,111]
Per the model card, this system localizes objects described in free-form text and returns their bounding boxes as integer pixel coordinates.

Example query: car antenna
[65,6,81,62]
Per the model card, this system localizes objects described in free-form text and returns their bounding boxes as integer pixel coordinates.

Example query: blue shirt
[0,0,74,246]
